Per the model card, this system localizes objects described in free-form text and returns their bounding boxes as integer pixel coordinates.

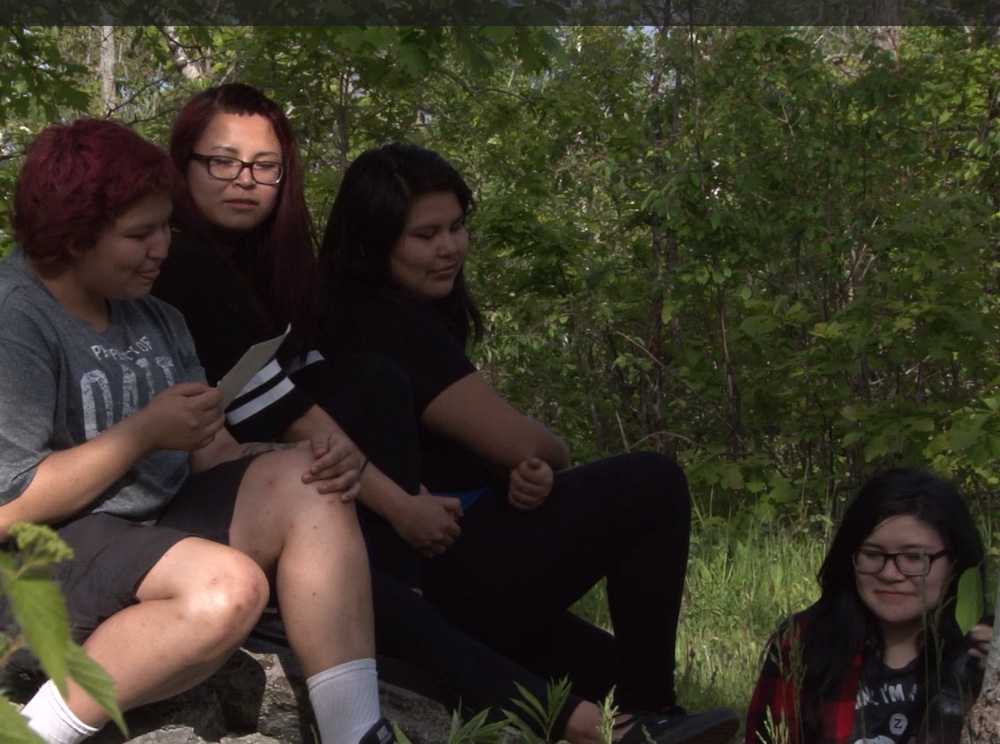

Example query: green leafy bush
[0,522,124,742]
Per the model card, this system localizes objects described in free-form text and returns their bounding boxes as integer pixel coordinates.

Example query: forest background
[0,23,999,731]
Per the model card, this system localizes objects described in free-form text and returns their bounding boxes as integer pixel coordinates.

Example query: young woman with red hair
[153,84,428,584]
[0,118,391,744]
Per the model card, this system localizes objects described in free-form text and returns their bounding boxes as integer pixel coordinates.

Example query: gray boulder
[7,645,456,744]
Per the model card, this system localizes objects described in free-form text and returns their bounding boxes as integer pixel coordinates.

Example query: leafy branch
[0,523,125,742]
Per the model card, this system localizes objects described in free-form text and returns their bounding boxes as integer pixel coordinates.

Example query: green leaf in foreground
[954,567,984,636]
[8,523,74,567]
[445,708,507,744]
[503,677,571,743]
[0,523,126,735]
[65,643,126,734]
[0,566,70,690]
[0,695,44,743]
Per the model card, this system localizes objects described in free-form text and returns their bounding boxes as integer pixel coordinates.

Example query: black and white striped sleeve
[225,357,314,443]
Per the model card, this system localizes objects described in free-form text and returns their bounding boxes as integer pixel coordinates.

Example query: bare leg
[65,537,269,726]
[228,449,383,744]
[228,448,374,677]
[564,702,607,744]
[49,449,374,739]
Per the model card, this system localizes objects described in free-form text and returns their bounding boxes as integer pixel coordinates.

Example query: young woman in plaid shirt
[745,467,991,744]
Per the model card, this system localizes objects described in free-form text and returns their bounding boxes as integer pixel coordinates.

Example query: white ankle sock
[20,679,100,744]
[306,658,382,744]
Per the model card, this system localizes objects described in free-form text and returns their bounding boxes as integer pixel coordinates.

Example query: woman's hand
[967,622,993,663]
[136,382,225,453]
[508,457,554,511]
[390,489,463,557]
[300,431,363,501]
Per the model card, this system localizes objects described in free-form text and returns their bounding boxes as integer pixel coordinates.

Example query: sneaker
[616,707,740,744]
[359,716,396,744]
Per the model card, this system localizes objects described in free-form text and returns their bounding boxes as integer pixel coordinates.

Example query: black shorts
[2,455,256,646]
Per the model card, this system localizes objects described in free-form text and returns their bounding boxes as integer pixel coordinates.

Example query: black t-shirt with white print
[852,659,922,744]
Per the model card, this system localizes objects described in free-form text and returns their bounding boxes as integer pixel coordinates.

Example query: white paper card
[217,324,291,408]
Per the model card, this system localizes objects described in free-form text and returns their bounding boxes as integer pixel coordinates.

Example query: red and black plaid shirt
[744,613,863,744]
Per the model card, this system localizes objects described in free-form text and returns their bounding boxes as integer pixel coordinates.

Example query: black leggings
[300,355,690,725]
[371,571,584,733]
[422,451,691,713]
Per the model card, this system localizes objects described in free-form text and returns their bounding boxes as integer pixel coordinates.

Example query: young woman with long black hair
[318,141,739,744]
[745,467,991,744]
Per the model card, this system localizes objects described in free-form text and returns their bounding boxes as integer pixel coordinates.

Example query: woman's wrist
[356,466,411,523]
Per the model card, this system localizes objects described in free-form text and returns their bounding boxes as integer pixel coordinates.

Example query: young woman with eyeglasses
[744,467,992,744]
[152,84,440,590]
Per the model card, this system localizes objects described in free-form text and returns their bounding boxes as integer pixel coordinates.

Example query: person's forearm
[422,372,571,473]
[281,403,408,513]
[518,416,571,471]
[355,464,411,523]
[0,417,151,537]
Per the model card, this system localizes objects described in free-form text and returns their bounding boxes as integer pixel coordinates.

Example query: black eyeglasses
[853,549,949,577]
[190,153,284,185]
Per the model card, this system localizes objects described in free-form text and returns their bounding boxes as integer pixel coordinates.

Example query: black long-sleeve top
[151,233,321,442]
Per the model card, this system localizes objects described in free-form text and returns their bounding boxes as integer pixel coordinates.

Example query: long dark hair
[798,467,984,734]
[318,142,483,347]
[170,82,318,349]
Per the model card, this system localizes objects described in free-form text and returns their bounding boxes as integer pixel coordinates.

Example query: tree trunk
[960,580,1000,743]
[98,25,115,115]
[961,666,1000,743]
[160,26,203,80]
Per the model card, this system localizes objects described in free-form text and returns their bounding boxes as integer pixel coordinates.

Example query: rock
[6,644,455,744]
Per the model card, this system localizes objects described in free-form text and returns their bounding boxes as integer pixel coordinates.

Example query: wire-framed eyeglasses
[190,153,284,185]
[852,548,949,577]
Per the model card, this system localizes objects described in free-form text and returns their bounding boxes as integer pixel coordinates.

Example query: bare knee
[245,447,317,501]
[179,551,269,648]
[231,449,367,572]
[245,448,362,524]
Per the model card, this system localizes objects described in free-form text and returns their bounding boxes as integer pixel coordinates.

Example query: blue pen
[433,487,492,509]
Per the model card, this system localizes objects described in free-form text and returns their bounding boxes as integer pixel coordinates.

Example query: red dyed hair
[169,83,318,346]
[12,118,173,266]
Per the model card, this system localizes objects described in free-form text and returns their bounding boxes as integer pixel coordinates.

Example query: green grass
[674,518,829,734]
[570,513,829,741]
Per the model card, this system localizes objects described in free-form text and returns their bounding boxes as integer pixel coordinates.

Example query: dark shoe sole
[621,708,740,744]
[652,708,740,744]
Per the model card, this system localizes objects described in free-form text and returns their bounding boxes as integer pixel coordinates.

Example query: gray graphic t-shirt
[0,247,205,522]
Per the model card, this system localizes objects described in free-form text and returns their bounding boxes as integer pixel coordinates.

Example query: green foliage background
[1,24,998,525]
[1,24,999,733]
